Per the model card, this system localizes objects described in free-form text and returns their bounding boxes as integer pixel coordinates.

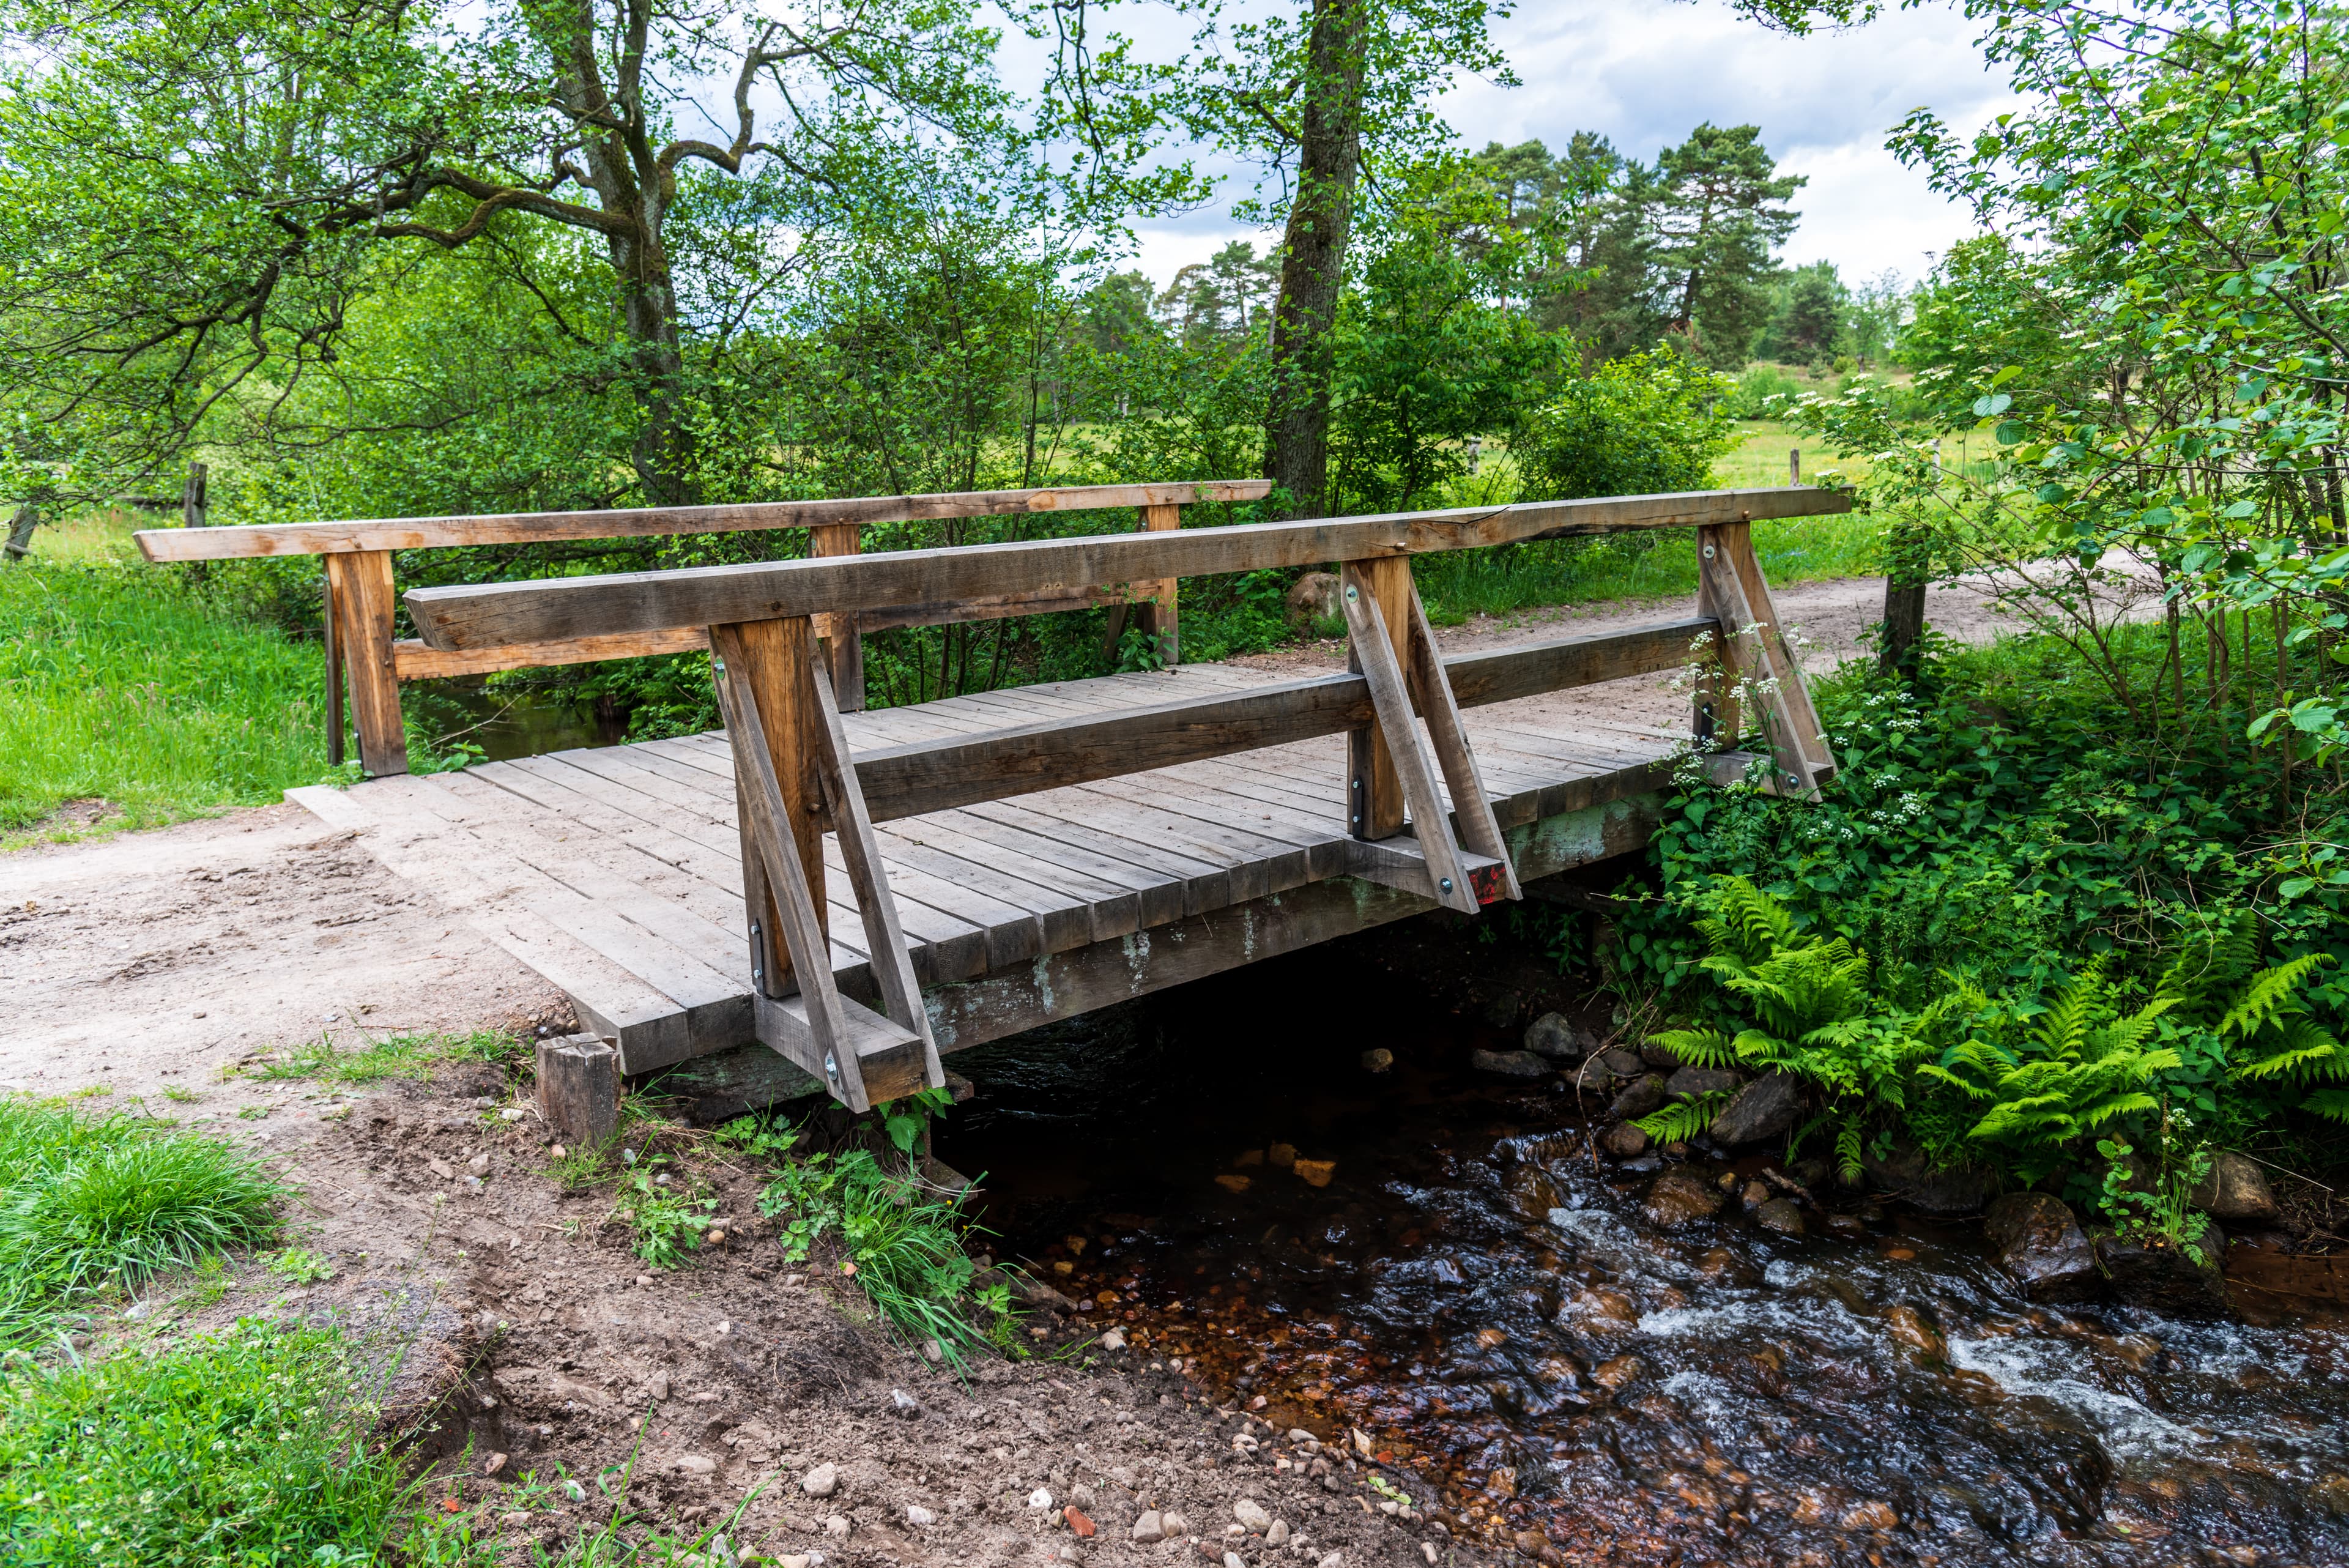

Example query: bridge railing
[133,478,1271,776]
[396,484,1850,1112]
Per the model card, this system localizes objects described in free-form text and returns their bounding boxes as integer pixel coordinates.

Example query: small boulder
[1294,1157,1336,1187]
[1479,990,1524,1028]
[1639,1041,1683,1070]
[1641,1169,1726,1228]
[907,1504,937,1527]
[1360,1049,1393,1074]
[2191,1151,2279,1224]
[1470,1048,1550,1079]
[823,1515,851,1540]
[1860,1141,1998,1214]
[1160,1509,1189,1537]
[2096,1225,2231,1319]
[1598,1047,1646,1079]
[1523,1013,1590,1061]
[1983,1192,2099,1303]
[1754,1197,1805,1236]
[1286,571,1343,628]
[800,1463,838,1498]
[1234,1499,1274,1533]
[1707,1072,1803,1147]
[1599,1123,1650,1159]
[1608,1074,1671,1121]
[1131,1511,1164,1543]
[1664,1065,1744,1101]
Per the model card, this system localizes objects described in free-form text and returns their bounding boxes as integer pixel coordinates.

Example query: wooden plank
[135,478,1276,561]
[904,808,1182,933]
[401,489,1853,650]
[711,620,829,990]
[1719,520,1836,789]
[927,793,1668,1053]
[1138,500,1181,664]
[754,992,928,1108]
[962,798,1238,917]
[324,549,407,776]
[810,522,865,712]
[1698,522,1827,798]
[806,652,940,1094]
[324,574,345,767]
[1069,777,1315,900]
[1341,559,1413,841]
[1339,565,1477,913]
[393,627,709,682]
[844,619,1711,823]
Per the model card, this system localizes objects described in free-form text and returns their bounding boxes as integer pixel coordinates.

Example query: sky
[1056,0,2021,294]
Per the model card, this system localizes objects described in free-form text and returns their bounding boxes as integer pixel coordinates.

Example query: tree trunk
[1880,579,1926,672]
[1263,0,1370,520]
[609,228,698,507]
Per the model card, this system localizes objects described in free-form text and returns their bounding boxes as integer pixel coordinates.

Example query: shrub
[1514,347,1737,502]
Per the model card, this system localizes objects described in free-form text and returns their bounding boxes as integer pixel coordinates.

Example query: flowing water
[932,935,2349,1567]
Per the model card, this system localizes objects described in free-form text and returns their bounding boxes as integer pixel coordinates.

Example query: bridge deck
[291,660,1679,1076]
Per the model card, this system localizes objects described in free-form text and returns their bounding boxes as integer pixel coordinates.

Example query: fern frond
[1650,1029,1739,1069]
[1633,1090,1735,1145]
[1834,1117,1864,1184]
[2301,1088,2349,1122]
[1710,876,1797,964]
[1786,1109,1833,1161]
[2076,1091,2161,1129]
[2229,1033,2342,1083]
[1730,1028,1795,1068]
[2219,954,2324,1041]
[1915,1062,1994,1099]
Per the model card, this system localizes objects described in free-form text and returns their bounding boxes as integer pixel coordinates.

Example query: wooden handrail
[130,478,1272,562]
[404,487,1849,652]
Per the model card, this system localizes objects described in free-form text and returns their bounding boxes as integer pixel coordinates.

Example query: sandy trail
[2,573,2018,1106]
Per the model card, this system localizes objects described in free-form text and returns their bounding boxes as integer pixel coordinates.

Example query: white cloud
[1066,0,2021,289]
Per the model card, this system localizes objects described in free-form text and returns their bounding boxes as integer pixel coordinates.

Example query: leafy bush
[1621,634,2349,1195]
[1514,347,1736,503]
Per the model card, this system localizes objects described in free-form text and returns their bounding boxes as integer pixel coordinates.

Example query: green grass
[0,1098,286,1343]
[247,1028,523,1087]
[0,552,333,844]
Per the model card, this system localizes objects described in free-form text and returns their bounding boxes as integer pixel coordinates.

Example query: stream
[930,931,2349,1567]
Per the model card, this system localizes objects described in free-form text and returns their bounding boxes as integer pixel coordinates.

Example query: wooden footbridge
[139,481,1845,1120]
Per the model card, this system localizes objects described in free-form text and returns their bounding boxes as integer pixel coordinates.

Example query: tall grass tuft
[0,1098,284,1342]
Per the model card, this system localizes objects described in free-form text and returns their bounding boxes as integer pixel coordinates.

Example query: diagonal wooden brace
[805,644,945,1094]
[1403,583,1521,904]
[1338,569,1483,915]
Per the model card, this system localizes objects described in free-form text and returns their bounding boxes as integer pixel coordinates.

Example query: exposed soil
[118,1053,1479,1567]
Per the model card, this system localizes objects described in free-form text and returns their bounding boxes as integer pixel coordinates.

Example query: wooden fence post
[1137,502,1182,664]
[537,1035,618,1145]
[182,461,208,530]
[323,574,346,767]
[810,523,865,710]
[1341,555,1414,839]
[1696,521,1835,797]
[710,618,829,994]
[322,549,408,776]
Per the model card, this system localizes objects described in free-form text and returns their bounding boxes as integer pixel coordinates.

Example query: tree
[1647,123,1805,368]
[1760,261,1849,363]
[1155,242,1280,352]
[0,0,1020,506]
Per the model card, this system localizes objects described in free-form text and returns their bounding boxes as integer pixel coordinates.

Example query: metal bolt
[1351,814,1360,825]
[1351,778,1362,791]
[749,921,763,986]
[1439,878,1453,894]
[823,1051,839,1083]
[1345,585,1359,601]
[1702,544,1717,560]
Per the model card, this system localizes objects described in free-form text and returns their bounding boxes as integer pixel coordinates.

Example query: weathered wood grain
[135,478,1275,560]
[324,549,408,776]
[393,627,710,682]
[403,489,1850,650]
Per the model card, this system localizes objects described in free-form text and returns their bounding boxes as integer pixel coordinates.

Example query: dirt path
[1,572,2011,1109]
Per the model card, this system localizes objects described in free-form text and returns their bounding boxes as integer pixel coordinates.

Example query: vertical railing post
[1341,555,1413,839]
[810,523,865,711]
[322,548,407,776]
[1696,521,1835,797]
[1137,502,1182,665]
[710,617,829,994]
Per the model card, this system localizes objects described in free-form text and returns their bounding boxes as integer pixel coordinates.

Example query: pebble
[1028,1487,1055,1510]
[500,1106,528,1121]
[1360,1049,1393,1074]
[1318,1554,1346,1568]
[1234,1498,1274,1532]
[649,1372,671,1400]
[1754,1197,1806,1236]
[1215,1174,1251,1192]
[1293,1158,1335,1188]
[1161,1509,1189,1536]
[675,1454,716,1476]
[1421,1546,1439,1564]
[1100,1328,1127,1350]
[1839,1501,1899,1531]
[482,1451,509,1476]
[1064,1505,1096,1537]
[1225,1555,1245,1568]
[823,1515,851,1539]
[801,1463,839,1498]
[428,1157,455,1180]
[1132,1510,1165,1543]
[1266,1519,1290,1546]
[890,1388,921,1418]
[906,1504,936,1526]
[467,1152,492,1175]
[780,1558,812,1568]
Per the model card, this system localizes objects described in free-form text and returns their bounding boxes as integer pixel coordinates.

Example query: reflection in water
[933,939,2349,1566]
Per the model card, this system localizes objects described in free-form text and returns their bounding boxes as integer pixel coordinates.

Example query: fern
[1633,1090,1734,1145]
[1833,1117,1864,1184]
[2303,1088,2349,1123]
[1649,1028,1739,1069]
[2216,953,2325,1041]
